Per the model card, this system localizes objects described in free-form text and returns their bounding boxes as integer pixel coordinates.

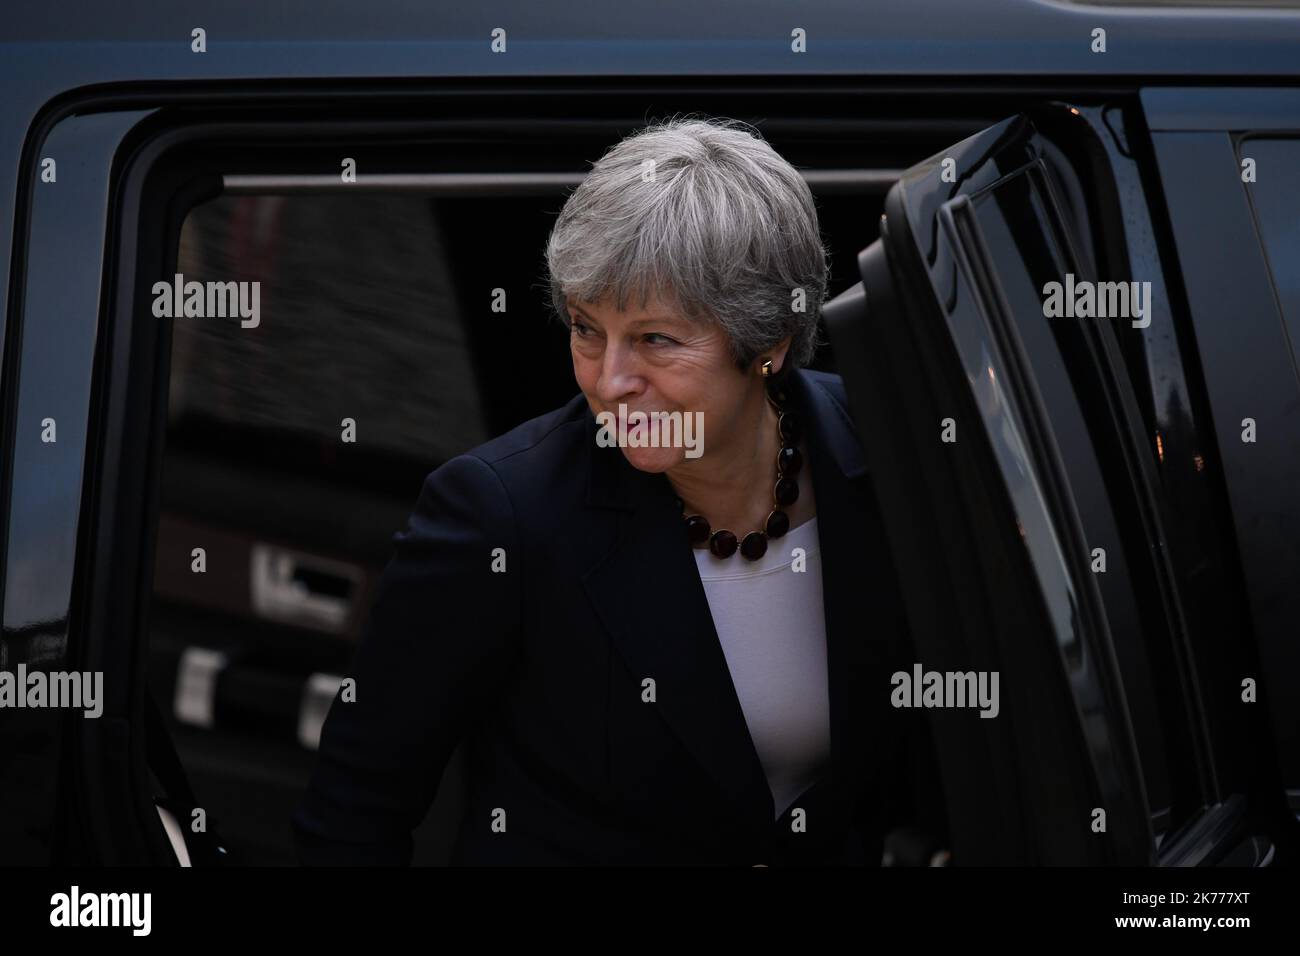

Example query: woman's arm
[292,453,523,865]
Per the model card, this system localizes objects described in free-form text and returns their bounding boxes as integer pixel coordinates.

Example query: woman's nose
[595,342,643,403]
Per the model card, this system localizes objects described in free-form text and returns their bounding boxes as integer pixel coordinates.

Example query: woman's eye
[571,321,590,337]
[643,333,674,345]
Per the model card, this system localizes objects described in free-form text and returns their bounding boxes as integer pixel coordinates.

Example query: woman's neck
[666,392,815,536]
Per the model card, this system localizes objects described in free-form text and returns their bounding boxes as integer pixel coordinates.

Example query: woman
[293,115,926,866]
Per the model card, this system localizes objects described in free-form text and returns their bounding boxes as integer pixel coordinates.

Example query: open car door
[824,109,1199,865]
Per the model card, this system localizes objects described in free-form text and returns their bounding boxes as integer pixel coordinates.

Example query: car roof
[3,0,1300,89]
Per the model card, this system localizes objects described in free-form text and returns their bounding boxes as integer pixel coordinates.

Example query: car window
[154,186,564,863]
[963,172,1177,827]
[171,193,489,476]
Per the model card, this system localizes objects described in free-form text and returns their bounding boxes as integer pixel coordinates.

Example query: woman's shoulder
[791,367,869,479]
[462,391,593,469]
[794,367,857,434]
[796,366,849,406]
[421,391,595,520]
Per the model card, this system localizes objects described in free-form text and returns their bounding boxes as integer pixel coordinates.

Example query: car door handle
[249,543,361,633]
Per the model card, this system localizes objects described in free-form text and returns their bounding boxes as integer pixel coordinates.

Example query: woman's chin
[619,445,681,473]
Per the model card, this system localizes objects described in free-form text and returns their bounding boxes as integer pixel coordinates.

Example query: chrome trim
[173,647,228,729]
[298,672,345,750]
[155,803,193,867]
[222,168,902,195]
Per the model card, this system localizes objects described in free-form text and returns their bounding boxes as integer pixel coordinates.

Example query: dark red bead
[709,529,738,558]
[740,532,768,560]
[686,514,711,546]
[765,509,790,538]
[774,477,799,507]
[778,411,801,443]
[777,446,802,477]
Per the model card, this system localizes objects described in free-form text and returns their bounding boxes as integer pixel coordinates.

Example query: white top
[692,517,831,820]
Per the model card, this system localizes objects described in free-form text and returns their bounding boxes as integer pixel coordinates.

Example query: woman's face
[568,291,754,474]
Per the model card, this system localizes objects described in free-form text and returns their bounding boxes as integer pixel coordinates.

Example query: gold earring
[760,359,773,378]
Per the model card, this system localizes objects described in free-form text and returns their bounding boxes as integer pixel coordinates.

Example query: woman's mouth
[618,413,653,429]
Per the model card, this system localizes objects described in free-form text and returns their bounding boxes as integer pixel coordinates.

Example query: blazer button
[752,863,768,867]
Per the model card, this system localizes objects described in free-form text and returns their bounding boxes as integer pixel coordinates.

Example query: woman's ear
[766,336,794,375]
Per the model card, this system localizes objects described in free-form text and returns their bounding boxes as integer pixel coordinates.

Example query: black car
[1,0,1298,868]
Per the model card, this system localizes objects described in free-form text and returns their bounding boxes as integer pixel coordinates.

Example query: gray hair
[544,114,829,371]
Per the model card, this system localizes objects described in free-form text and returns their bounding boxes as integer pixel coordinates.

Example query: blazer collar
[579,367,889,835]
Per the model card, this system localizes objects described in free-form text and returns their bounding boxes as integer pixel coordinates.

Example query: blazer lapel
[792,370,893,812]
[580,427,775,832]
[578,368,896,836]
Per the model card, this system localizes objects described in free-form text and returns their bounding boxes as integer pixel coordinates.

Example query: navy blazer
[292,367,927,865]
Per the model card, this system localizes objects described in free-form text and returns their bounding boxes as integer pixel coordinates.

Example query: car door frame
[823,105,1236,865]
